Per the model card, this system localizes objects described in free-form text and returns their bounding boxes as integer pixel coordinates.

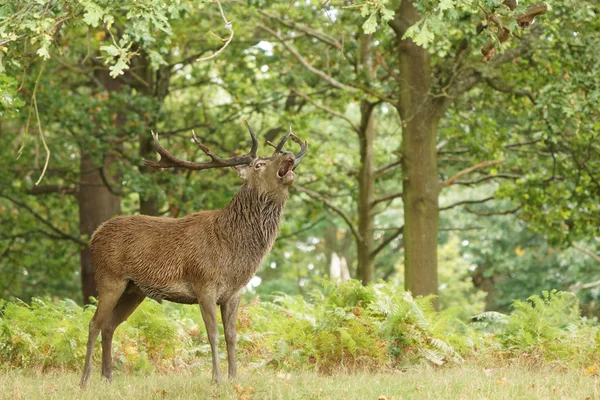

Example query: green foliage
[0,74,25,117]
[393,237,487,318]
[2,283,596,374]
[359,0,395,34]
[437,238,487,317]
[0,0,191,77]
[0,298,196,372]
[475,290,600,365]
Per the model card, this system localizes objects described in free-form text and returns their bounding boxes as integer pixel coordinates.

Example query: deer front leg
[197,290,222,383]
[221,294,240,380]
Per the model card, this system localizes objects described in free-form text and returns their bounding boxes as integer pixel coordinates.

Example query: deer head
[142,121,308,195]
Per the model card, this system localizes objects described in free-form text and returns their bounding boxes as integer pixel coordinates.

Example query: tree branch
[374,157,402,179]
[442,159,505,189]
[439,196,495,211]
[465,205,522,216]
[258,10,343,50]
[347,81,395,104]
[568,245,600,293]
[196,0,234,62]
[168,49,222,70]
[258,25,355,92]
[25,184,78,195]
[291,88,359,132]
[0,193,87,247]
[293,185,361,242]
[572,243,600,264]
[371,191,403,208]
[505,139,543,149]
[484,78,536,104]
[277,217,327,241]
[371,226,404,258]
[452,173,520,185]
[0,228,74,242]
[439,226,485,231]
[99,164,123,196]
[450,26,541,98]
[570,278,600,294]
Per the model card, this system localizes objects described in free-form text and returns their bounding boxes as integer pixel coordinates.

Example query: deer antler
[266,126,308,169]
[142,122,259,170]
[290,133,307,169]
[266,127,291,155]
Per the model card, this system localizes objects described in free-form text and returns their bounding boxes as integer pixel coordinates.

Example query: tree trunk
[78,153,121,303]
[356,100,376,284]
[392,1,442,303]
[472,264,498,310]
[355,33,377,285]
[139,134,160,216]
[77,68,123,303]
[136,54,170,217]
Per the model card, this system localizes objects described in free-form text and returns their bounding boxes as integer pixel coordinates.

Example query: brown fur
[80,153,296,387]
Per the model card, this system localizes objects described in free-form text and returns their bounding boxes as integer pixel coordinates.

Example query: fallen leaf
[585,365,598,376]
[232,384,244,394]
[495,377,508,386]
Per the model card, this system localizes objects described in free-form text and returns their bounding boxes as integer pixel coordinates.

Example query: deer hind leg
[79,280,127,389]
[101,290,146,382]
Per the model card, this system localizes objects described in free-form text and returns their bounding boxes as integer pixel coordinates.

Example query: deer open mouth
[278,159,294,178]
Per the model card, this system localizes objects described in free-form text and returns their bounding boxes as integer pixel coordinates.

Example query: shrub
[473,290,600,366]
[239,280,466,371]
[0,298,200,373]
[0,283,598,373]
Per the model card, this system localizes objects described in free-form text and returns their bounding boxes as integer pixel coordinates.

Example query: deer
[79,121,307,388]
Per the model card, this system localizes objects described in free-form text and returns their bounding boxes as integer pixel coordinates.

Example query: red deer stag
[79,122,307,387]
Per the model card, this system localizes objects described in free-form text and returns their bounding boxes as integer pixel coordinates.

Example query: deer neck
[218,184,287,251]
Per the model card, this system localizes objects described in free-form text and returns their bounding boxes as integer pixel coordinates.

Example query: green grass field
[1,363,598,400]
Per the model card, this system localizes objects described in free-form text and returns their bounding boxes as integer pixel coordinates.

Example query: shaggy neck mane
[217,183,288,251]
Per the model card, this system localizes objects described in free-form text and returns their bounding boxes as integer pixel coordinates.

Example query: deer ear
[233,165,251,180]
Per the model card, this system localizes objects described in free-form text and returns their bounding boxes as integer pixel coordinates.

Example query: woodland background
[0,0,599,384]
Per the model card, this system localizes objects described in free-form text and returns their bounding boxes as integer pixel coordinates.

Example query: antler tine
[244,120,259,159]
[272,127,291,155]
[264,127,308,168]
[290,132,308,170]
[142,129,254,171]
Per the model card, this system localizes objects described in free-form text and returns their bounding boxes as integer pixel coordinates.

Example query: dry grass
[1,363,598,400]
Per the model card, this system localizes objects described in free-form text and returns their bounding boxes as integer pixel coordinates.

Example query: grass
[1,363,599,400]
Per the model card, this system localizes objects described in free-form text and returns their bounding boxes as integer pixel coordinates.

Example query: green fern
[0,284,598,372]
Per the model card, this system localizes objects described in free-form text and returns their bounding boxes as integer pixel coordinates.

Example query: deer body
[80,123,306,388]
[90,184,286,305]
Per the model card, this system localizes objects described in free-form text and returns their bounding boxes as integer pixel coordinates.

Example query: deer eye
[254,162,265,170]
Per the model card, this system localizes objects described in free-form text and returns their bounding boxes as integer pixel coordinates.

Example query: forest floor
[1,362,598,400]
